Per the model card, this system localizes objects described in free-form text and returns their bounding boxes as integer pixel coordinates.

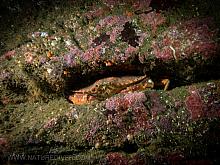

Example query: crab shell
[69,75,154,105]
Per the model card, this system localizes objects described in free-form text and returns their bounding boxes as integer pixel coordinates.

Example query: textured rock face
[0,0,220,164]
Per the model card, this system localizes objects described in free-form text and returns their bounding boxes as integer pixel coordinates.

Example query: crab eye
[94,84,99,89]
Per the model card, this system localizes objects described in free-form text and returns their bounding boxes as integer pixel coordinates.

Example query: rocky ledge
[0,0,220,164]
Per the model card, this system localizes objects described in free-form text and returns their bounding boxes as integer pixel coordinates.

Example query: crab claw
[68,93,96,105]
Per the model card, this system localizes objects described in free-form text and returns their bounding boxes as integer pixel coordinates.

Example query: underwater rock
[1,80,220,164]
[1,0,220,164]
[0,13,219,99]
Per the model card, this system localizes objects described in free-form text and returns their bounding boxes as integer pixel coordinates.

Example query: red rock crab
[68,75,169,105]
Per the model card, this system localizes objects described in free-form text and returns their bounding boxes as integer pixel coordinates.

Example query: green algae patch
[1,0,220,164]
[2,98,72,146]
[63,104,107,148]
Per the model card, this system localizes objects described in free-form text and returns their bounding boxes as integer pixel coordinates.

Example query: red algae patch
[185,83,220,120]
[104,92,152,134]
[185,86,205,119]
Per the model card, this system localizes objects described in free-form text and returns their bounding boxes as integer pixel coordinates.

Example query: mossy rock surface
[1,0,220,164]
